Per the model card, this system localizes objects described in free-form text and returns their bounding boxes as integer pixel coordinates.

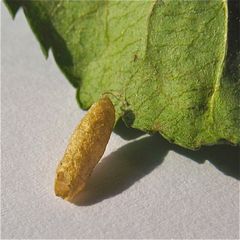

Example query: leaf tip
[3,0,21,19]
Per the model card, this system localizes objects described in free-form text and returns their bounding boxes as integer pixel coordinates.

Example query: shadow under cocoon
[73,134,169,206]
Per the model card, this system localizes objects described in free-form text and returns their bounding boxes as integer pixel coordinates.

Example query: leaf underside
[5,0,240,149]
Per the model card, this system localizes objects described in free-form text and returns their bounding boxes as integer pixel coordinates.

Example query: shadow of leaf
[73,134,169,206]
[171,143,240,180]
[113,118,144,140]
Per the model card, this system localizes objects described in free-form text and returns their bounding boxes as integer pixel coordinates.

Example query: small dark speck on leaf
[133,54,138,62]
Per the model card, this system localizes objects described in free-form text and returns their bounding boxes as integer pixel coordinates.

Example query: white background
[1,3,239,239]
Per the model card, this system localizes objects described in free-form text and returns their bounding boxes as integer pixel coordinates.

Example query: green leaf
[4,0,240,149]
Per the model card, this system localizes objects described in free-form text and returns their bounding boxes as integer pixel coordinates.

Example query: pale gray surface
[1,4,240,239]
